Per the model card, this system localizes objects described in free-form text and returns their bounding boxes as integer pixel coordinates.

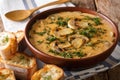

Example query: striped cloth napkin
[0,0,74,32]
[0,0,120,80]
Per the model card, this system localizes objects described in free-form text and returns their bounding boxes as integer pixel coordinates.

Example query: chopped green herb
[43,75,52,80]
[97,28,106,34]
[37,40,43,44]
[86,42,94,46]
[73,51,86,57]
[49,49,86,58]
[84,16,92,20]
[1,35,9,44]
[60,52,73,58]
[79,26,97,38]
[33,29,46,36]
[65,17,70,22]
[5,36,9,42]
[58,17,63,20]
[56,17,70,27]
[86,40,104,47]
[84,16,102,25]
[19,55,25,60]
[36,32,46,35]
[92,17,102,25]
[49,49,59,55]
[46,35,57,43]
[56,20,67,26]
[49,50,72,58]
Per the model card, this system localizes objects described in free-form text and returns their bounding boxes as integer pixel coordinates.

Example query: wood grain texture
[71,0,96,10]
[108,65,120,80]
[83,72,108,80]
[95,0,120,32]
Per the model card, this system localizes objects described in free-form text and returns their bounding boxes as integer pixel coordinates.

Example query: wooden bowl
[25,7,119,68]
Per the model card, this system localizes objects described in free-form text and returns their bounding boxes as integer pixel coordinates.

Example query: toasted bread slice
[14,30,27,52]
[0,68,16,80]
[14,30,24,43]
[0,56,5,68]
[31,64,64,80]
[4,52,37,80]
[0,31,18,60]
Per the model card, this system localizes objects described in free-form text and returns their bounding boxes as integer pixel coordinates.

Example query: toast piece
[0,31,18,60]
[0,56,5,68]
[14,30,27,52]
[31,64,64,80]
[0,68,16,80]
[4,52,37,80]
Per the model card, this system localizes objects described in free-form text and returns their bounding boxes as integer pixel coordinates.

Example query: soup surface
[29,11,115,58]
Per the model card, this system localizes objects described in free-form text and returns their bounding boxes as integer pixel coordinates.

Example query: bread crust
[4,52,37,80]
[31,64,64,80]
[0,57,5,68]
[14,30,27,52]
[0,68,16,80]
[0,31,18,60]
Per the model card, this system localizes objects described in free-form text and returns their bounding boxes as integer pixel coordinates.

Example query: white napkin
[0,0,74,32]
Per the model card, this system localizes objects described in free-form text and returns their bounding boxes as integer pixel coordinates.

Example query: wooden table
[71,0,120,80]
[0,0,120,80]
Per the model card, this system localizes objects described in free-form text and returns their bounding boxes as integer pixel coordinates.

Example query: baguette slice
[0,56,5,68]
[0,68,16,80]
[0,31,18,60]
[31,64,64,80]
[4,52,37,80]
[14,30,27,52]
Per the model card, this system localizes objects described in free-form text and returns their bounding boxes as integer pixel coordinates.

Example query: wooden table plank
[71,0,96,10]
[95,0,120,33]
[85,72,108,80]
[108,65,120,80]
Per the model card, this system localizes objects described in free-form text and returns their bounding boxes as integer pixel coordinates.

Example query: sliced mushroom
[68,19,76,29]
[104,41,112,48]
[76,21,89,28]
[68,34,89,42]
[54,28,68,41]
[80,35,89,42]
[50,41,63,52]
[50,41,58,51]
[58,42,71,49]
[71,38,85,48]
[68,18,95,29]
[57,28,73,36]
[50,40,71,52]
[109,31,114,37]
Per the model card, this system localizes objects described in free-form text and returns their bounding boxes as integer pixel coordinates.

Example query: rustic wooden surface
[71,0,120,80]
[0,0,120,80]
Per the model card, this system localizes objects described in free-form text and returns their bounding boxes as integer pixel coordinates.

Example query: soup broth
[29,11,115,58]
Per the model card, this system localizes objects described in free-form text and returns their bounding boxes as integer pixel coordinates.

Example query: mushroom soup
[29,11,115,58]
